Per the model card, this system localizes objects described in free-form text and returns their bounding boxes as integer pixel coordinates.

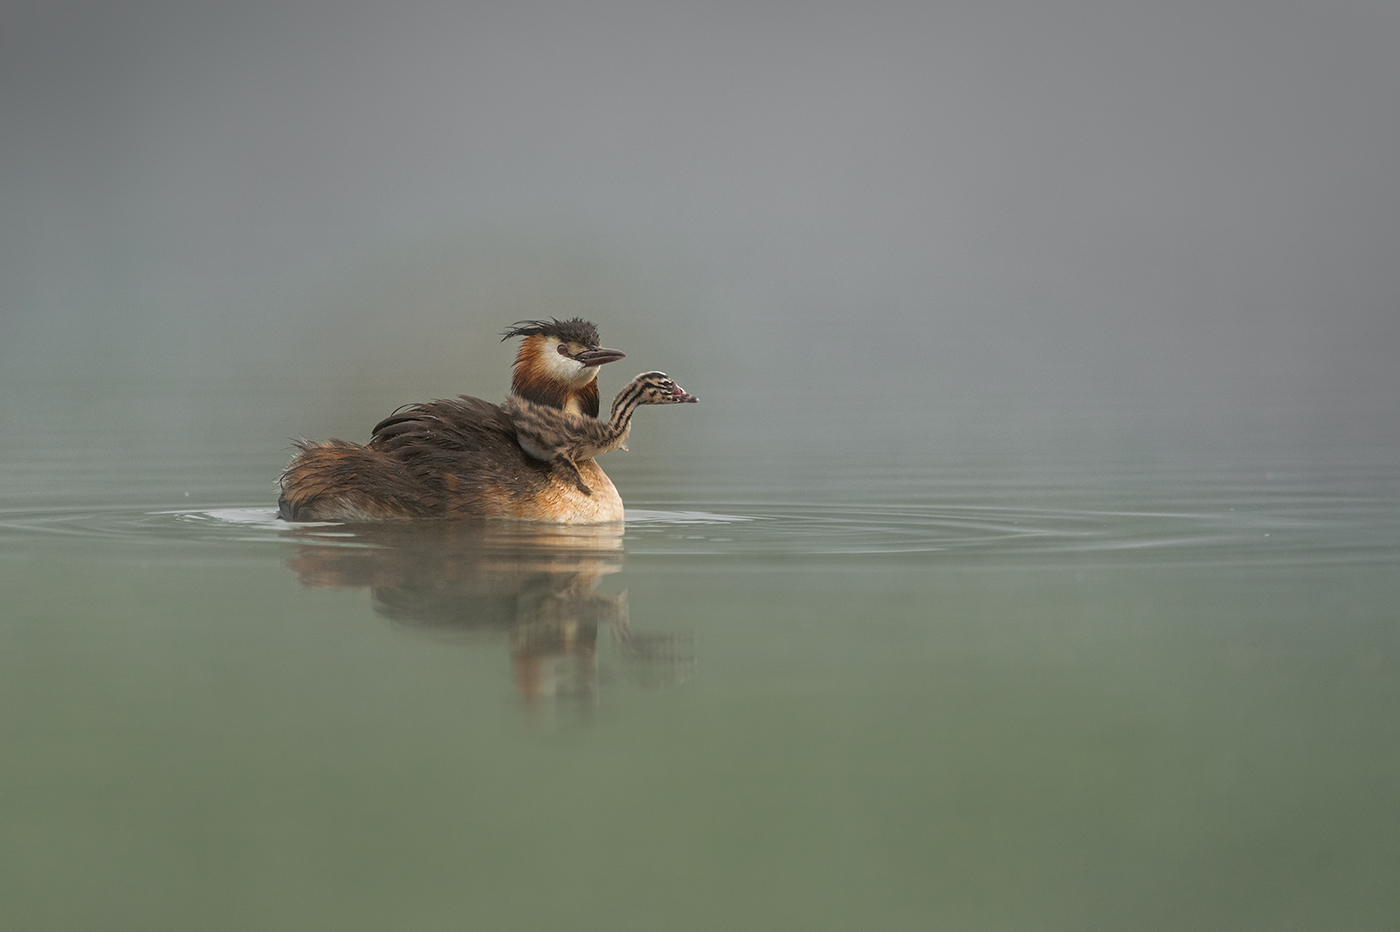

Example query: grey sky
[4,0,1397,411]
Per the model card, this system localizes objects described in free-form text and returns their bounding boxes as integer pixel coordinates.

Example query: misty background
[3,0,1398,486]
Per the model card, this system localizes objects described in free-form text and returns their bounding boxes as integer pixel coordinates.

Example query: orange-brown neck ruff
[511,335,601,418]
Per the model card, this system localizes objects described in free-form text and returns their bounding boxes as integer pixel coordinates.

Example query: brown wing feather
[279,439,439,520]
[367,395,562,516]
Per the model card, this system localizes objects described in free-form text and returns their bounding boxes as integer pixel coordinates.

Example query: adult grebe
[505,371,698,494]
[277,321,693,523]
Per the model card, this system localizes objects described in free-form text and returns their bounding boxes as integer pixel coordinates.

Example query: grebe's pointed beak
[574,347,626,367]
[672,384,698,403]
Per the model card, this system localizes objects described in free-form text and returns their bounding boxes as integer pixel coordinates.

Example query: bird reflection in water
[280,520,693,714]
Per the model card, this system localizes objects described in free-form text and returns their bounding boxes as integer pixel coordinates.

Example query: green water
[2,384,1397,931]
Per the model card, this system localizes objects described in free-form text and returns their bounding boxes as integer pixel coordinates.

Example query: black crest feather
[500,317,601,347]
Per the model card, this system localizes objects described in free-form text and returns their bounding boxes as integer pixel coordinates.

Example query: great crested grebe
[506,371,698,494]
[278,319,691,524]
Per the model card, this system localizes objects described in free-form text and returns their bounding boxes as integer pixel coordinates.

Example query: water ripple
[0,497,1394,566]
[623,502,1393,563]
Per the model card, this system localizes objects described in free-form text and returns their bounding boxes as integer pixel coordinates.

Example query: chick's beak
[574,347,626,367]
[672,384,698,403]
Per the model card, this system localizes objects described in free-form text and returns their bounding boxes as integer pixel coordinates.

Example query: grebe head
[621,371,699,407]
[503,318,625,390]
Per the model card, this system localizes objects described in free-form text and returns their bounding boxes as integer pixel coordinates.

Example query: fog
[4,0,1398,423]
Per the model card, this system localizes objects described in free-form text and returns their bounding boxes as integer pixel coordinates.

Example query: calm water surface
[1,385,1397,930]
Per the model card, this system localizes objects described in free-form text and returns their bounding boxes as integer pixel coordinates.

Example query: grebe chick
[506,371,698,495]
[503,318,625,418]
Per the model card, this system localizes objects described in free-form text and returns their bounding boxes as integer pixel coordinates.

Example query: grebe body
[279,394,625,523]
[277,320,694,524]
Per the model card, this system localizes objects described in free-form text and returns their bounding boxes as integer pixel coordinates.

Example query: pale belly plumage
[485,458,624,524]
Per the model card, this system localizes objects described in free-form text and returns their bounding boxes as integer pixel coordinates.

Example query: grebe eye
[557,344,569,356]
